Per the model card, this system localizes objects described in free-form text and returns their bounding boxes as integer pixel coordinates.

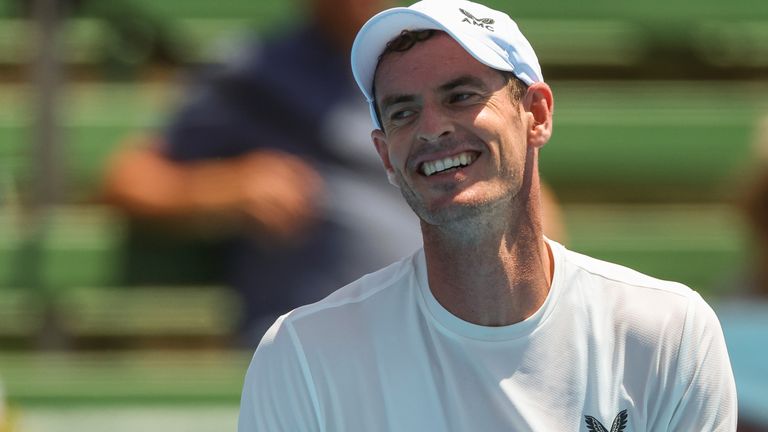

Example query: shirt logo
[459,8,495,32]
[584,409,628,432]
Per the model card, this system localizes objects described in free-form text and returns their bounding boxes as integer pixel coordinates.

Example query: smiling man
[238,1,737,430]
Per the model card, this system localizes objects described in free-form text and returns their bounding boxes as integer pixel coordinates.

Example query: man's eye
[450,93,474,103]
[391,109,415,121]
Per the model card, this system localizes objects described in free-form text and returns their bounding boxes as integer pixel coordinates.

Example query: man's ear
[372,129,399,187]
[523,82,554,149]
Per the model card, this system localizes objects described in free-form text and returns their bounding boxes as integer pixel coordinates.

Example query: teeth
[421,152,476,176]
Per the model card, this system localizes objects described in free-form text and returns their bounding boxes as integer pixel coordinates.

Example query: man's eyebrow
[379,94,416,113]
[377,75,486,113]
[438,75,487,92]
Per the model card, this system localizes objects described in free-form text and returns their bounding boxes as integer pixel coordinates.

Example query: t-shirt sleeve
[666,293,737,431]
[238,316,322,432]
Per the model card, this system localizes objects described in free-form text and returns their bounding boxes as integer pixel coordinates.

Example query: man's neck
[421,196,553,327]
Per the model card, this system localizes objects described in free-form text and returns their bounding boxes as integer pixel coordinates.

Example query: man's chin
[399,180,499,224]
[412,198,493,227]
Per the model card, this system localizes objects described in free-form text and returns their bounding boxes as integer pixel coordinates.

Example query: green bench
[0,286,239,342]
[2,0,768,69]
[0,207,240,341]
[1,17,766,69]
[0,350,250,405]
[57,285,240,339]
[564,203,747,293]
[541,80,768,201]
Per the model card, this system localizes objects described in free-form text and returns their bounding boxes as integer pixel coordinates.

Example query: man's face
[372,33,531,226]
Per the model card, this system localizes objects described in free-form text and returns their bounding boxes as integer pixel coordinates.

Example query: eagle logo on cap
[459,8,495,25]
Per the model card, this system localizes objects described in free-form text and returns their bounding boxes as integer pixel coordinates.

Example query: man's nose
[417,104,453,143]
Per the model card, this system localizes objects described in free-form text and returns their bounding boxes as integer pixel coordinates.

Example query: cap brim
[351,8,445,102]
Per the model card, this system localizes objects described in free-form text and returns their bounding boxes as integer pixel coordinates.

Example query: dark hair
[372,29,528,128]
[380,29,437,56]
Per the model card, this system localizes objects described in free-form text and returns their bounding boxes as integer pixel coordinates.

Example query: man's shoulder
[556,243,724,358]
[260,250,421,344]
[560,245,695,301]
[301,253,416,314]
[555,243,709,336]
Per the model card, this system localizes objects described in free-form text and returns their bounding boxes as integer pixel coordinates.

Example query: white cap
[351,0,543,128]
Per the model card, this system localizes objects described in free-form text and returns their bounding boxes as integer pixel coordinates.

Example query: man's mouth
[420,151,478,176]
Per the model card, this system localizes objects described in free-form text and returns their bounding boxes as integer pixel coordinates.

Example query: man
[238,0,737,430]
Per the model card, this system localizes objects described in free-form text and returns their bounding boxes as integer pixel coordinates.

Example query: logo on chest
[584,409,628,432]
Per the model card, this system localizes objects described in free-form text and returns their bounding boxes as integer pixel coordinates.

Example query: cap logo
[459,8,495,32]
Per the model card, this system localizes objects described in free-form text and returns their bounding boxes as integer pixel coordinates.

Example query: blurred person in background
[742,170,768,297]
[101,0,421,343]
[720,114,768,299]
[741,115,768,297]
[724,158,768,431]
[717,114,768,432]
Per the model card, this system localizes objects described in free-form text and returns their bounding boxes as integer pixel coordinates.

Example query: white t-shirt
[238,240,737,431]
